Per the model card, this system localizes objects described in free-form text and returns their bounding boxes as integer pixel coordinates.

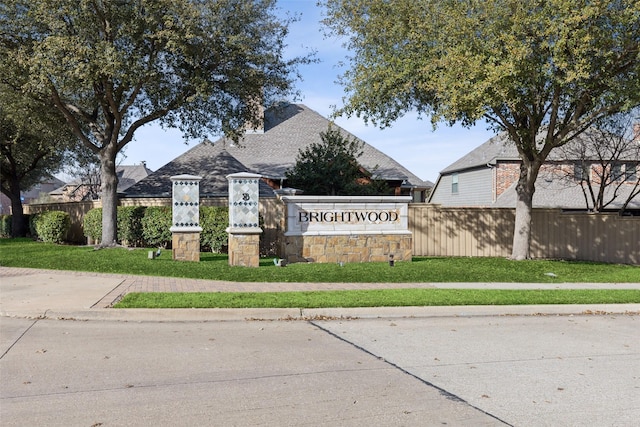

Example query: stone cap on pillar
[226,172,262,180]
[170,174,203,182]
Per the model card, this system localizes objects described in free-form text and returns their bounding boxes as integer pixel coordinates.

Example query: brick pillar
[228,232,261,267]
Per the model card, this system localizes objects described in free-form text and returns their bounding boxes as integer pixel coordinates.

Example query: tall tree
[1,0,308,246]
[322,0,640,259]
[286,126,388,195]
[0,84,77,237]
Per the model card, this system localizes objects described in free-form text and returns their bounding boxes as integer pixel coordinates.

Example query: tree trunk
[99,148,119,246]
[511,161,538,260]
[6,177,27,237]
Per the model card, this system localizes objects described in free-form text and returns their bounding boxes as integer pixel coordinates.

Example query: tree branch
[47,82,99,153]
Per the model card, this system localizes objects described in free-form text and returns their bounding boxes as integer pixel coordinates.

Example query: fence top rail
[282,195,413,203]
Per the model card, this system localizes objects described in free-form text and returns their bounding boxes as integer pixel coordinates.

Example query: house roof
[440,128,639,174]
[123,147,275,197]
[440,133,519,174]
[50,164,152,196]
[125,103,432,198]
[493,172,640,210]
[116,164,153,192]
[22,176,66,199]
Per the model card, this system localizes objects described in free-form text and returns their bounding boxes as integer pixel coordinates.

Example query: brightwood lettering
[298,210,399,223]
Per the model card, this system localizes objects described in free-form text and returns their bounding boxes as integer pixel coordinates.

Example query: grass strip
[2,239,639,283]
[114,289,640,309]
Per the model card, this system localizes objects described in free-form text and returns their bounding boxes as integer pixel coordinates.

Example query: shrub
[83,208,102,243]
[200,206,229,253]
[28,214,39,238]
[33,211,70,243]
[142,206,172,248]
[0,215,11,237]
[117,206,145,247]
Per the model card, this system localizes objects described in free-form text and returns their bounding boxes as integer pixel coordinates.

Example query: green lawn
[1,238,639,283]
[115,289,640,309]
[3,239,639,308]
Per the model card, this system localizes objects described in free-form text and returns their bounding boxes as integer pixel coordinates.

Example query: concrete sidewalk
[1,266,639,321]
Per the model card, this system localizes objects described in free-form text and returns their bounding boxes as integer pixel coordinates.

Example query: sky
[122,0,497,184]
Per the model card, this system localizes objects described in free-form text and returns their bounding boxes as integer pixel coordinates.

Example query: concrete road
[2,314,639,427]
[315,314,640,427]
[1,317,503,427]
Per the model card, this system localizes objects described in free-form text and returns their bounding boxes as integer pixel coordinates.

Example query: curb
[3,304,639,322]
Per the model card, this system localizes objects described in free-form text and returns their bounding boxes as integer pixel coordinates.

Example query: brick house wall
[495,162,520,198]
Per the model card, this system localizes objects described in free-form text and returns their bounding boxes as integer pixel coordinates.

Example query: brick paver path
[0,266,438,308]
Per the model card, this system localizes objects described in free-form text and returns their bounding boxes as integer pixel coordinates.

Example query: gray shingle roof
[123,146,274,198]
[440,129,638,174]
[23,177,66,199]
[116,164,153,192]
[440,133,518,174]
[50,164,151,195]
[493,173,640,210]
[125,103,431,197]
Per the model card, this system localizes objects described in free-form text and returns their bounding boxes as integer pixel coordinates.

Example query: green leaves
[323,0,640,132]
[32,211,71,244]
[4,0,309,147]
[285,125,388,196]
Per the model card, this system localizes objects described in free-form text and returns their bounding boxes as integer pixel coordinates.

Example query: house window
[612,163,638,182]
[574,162,587,182]
[625,163,637,182]
[451,173,459,194]
[611,163,623,182]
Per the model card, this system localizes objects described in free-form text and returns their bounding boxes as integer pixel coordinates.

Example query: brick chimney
[633,122,640,142]
[244,95,264,134]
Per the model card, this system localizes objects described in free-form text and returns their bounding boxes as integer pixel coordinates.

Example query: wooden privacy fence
[24,200,638,264]
[409,204,639,265]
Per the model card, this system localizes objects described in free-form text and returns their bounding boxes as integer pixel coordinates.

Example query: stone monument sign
[281,195,412,264]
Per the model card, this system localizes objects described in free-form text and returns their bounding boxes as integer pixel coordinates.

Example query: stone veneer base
[228,233,261,267]
[283,234,412,264]
[172,232,201,262]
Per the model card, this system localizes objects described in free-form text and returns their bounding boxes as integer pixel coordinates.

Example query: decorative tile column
[227,172,262,267]
[170,175,203,262]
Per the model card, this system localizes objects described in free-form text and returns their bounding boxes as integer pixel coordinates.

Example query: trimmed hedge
[29,214,39,238]
[0,215,11,237]
[141,206,172,248]
[33,211,70,243]
[200,206,229,253]
[117,206,146,247]
[83,208,102,243]
[81,205,231,251]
